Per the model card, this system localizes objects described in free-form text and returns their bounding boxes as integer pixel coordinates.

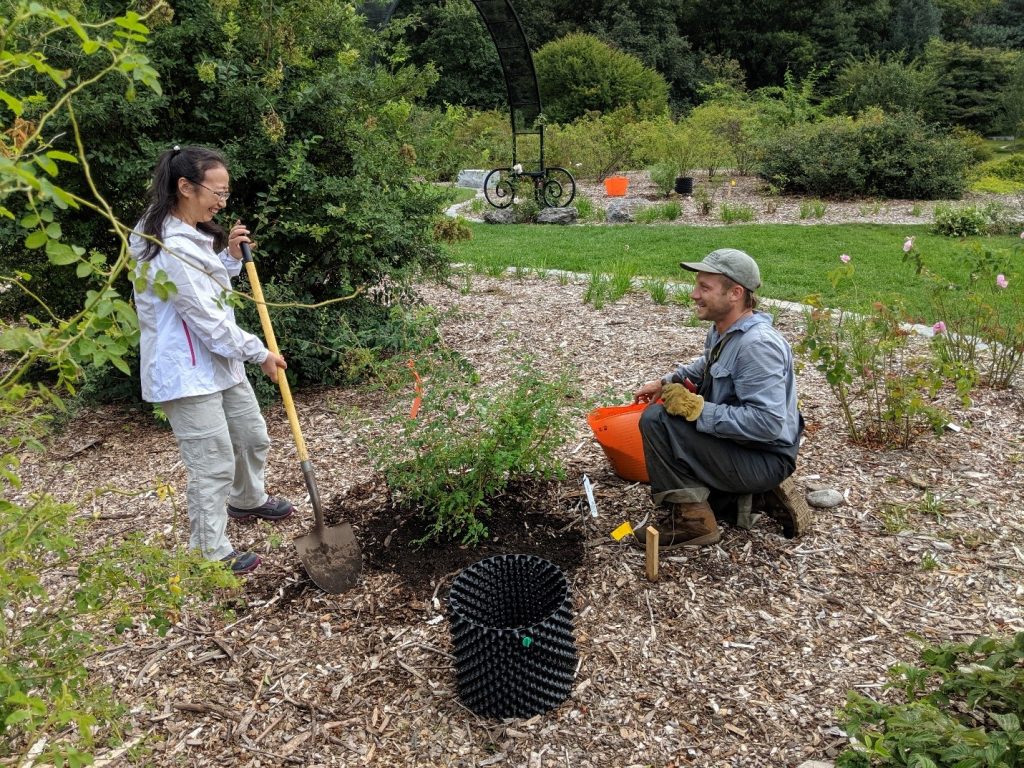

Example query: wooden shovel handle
[240,244,309,462]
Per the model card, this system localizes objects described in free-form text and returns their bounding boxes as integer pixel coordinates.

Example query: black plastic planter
[448,554,577,718]
[674,176,694,195]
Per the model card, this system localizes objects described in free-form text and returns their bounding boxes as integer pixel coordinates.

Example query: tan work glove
[661,382,704,421]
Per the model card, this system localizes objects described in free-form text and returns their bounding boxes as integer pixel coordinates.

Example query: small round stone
[807,488,844,508]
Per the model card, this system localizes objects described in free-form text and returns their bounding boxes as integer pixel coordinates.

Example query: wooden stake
[646,526,659,582]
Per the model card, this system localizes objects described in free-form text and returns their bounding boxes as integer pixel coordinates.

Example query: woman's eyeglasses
[194,181,231,202]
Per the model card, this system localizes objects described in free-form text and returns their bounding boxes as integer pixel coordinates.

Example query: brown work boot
[632,500,721,550]
[762,477,813,538]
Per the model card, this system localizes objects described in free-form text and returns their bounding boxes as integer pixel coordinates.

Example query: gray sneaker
[227,495,295,524]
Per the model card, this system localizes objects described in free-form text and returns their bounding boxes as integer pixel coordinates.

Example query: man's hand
[662,382,704,421]
[261,351,287,383]
[633,380,663,404]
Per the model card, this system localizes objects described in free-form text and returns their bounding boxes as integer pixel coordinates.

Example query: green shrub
[635,201,682,223]
[971,175,1024,194]
[720,203,755,223]
[799,200,828,219]
[0,0,450,390]
[534,33,670,123]
[979,153,1024,184]
[757,110,973,200]
[545,107,644,180]
[371,362,573,544]
[648,162,679,196]
[830,53,940,117]
[837,633,1024,768]
[932,203,991,237]
[799,299,969,447]
[234,295,442,406]
[932,202,1017,237]
[921,242,1024,389]
[407,106,511,182]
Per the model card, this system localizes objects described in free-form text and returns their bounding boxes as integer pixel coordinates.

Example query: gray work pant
[161,380,271,561]
[639,403,795,508]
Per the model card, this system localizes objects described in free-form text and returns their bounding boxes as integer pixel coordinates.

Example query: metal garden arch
[361,0,576,208]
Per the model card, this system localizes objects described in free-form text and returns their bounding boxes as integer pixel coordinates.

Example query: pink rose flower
[840,253,851,263]
[903,236,915,253]
[932,321,946,335]
[996,274,1008,289]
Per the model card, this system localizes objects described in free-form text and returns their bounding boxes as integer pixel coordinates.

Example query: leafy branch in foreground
[0,4,233,766]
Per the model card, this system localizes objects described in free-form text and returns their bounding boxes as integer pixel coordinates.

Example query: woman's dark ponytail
[137,145,228,261]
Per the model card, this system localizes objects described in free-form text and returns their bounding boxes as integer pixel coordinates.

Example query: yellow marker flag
[610,521,634,541]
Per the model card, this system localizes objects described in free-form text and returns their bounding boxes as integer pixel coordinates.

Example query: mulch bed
[13,266,1024,767]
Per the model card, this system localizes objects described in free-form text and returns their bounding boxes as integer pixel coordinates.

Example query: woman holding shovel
[130,145,294,575]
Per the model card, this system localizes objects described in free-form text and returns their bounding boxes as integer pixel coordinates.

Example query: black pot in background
[674,176,694,195]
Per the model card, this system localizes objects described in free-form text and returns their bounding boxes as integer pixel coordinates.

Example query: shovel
[241,243,362,593]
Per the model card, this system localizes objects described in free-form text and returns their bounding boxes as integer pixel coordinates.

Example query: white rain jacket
[130,216,269,403]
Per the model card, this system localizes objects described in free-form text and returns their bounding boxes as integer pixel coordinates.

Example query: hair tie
[172,145,181,154]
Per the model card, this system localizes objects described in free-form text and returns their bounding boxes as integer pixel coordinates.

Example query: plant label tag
[610,521,634,541]
[582,474,598,518]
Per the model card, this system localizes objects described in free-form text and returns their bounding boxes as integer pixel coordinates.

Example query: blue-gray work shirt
[665,311,801,451]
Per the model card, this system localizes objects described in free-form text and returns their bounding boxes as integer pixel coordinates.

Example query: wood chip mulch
[11,270,1024,768]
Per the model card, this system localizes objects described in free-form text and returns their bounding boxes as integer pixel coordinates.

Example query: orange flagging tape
[407,359,423,419]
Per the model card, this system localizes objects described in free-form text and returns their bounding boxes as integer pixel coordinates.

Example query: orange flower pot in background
[587,402,649,483]
[603,175,629,196]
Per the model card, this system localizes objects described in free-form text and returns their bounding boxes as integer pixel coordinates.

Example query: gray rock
[606,200,634,223]
[483,207,518,225]
[536,207,578,225]
[807,488,844,508]
[456,169,489,189]
[797,762,835,768]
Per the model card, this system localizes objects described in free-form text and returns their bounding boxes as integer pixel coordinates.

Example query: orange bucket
[603,176,629,196]
[587,402,649,483]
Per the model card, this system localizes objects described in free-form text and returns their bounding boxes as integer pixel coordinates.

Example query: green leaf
[4,709,33,725]
[46,150,78,164]
[993,713,1020,733]
[20,213,40,229]
[0,327,43,352]
[110,355,131,375]
[0,89,24,116]
[46,241,78,265]
[45,222,61,239]
[24,230,47,249]
[76,262,92,278]
[35,154,58,176]
[114,12,149,33]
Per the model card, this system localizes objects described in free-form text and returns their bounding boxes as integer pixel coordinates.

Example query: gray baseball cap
[681,248,761,291]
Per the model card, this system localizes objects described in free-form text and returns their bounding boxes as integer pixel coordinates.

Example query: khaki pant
[162,380,270,560]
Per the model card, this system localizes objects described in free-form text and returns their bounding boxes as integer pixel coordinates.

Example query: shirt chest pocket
[708,361,737,402]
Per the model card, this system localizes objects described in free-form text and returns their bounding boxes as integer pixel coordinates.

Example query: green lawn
[442,186,479,205]
[446,223,1023,322]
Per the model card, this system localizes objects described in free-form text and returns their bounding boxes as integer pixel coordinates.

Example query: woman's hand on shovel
[261,352,287,382]
[227,220,252,260]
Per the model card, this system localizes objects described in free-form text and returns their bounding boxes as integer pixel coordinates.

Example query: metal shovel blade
[295,521,362,594]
